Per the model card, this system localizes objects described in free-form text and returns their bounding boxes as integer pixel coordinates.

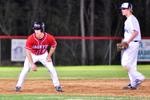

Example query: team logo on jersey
[32,45,48,49]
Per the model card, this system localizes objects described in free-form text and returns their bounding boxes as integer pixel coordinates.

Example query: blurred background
[0,0,150,65]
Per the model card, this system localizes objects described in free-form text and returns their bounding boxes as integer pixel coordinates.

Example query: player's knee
[121,62,128,68]
[121,62,130,71]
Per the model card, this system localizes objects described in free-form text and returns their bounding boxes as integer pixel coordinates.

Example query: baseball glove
[116,42,129,52]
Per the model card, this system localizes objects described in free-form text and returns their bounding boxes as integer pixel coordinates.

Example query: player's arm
[26,36,37,71]
[26,49,37,71]
[47,46,56,62]
[127,30,138,44]
[46,35,57,62]
[127,19,139,44]
[26,49,34,65]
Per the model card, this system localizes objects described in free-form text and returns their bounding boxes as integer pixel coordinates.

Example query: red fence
[0,35,122,40]
[0,35,149,40]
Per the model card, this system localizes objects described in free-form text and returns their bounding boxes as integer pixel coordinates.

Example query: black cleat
[55,86,63,92]
[122,83,131,90]
[123,84,137,90]
[16,87,21,92]
[130,86,137,90]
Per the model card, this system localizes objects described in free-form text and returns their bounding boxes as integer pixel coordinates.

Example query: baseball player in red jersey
[16,21,63,92]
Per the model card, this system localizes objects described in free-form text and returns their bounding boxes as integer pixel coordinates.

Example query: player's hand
[46,56,52,62]
[31,63,37,71]
[116,42,129,52]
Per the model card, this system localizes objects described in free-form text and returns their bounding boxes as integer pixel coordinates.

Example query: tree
[145,0,150,35]
[0,1,18,35]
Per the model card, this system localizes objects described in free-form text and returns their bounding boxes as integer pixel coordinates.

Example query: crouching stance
[16,21,62,92]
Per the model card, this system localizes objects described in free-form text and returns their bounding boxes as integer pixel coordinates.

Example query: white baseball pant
[121,42,145,86]
[16,52,60,87]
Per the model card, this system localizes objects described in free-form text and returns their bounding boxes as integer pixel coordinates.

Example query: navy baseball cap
[120,2,132,10]
[32,21,45,32]
[33,22,42,30]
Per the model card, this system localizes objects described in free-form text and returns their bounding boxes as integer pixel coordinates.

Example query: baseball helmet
[33,21,45,32]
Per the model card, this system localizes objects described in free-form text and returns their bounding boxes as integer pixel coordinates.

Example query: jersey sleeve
[48,34,57,48]
[130,17,139,32]
[26,36,33,50]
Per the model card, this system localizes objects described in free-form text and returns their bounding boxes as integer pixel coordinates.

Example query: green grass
[0,65,149,79]
[0,65,150,100]
[0,95,149,100]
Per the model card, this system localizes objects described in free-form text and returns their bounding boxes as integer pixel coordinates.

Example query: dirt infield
[0,79,150,96]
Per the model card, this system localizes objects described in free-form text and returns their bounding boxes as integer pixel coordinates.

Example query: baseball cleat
[123,79,144,90]
[122,83,131,89]
[16,87,21,92]
[55,86,63,92]
[122,84,137,90]
[134,79,143,88]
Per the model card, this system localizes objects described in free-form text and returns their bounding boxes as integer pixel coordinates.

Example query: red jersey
[26,33,57,55]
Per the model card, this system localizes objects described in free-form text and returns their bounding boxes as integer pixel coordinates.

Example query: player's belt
[133,40,140,42]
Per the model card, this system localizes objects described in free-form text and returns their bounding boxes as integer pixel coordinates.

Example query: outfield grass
[0,65,150,100]
[0,65,149,79]
[0,95,149,100]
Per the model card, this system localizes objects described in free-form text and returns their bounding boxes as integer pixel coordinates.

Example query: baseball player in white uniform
[120,2,145,90]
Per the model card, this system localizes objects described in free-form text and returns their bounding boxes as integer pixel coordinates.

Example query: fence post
[109,40,112,65]
[0,40,1,65]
